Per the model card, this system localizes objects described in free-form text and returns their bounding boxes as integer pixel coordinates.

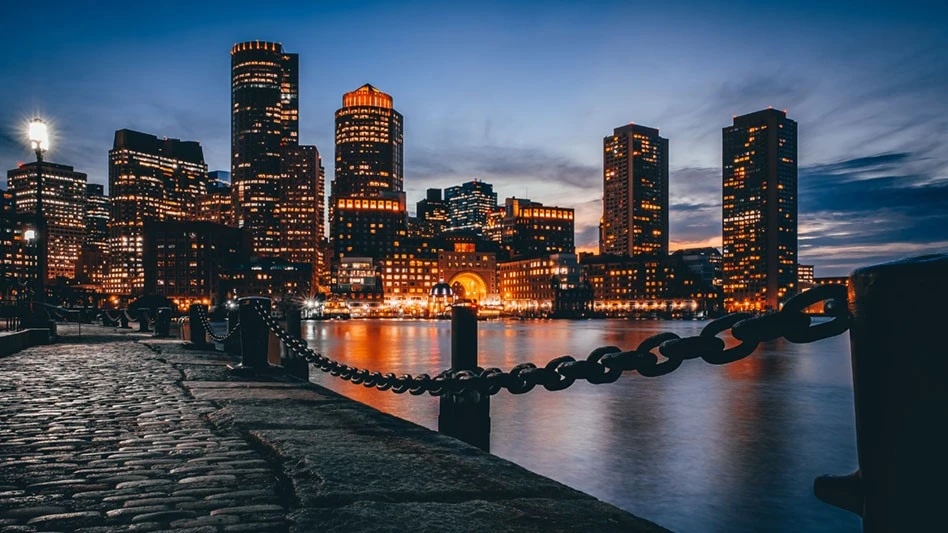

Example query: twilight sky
[2,0,946,275]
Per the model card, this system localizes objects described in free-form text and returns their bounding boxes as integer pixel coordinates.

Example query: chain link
[251,284,851,397]
[196,306,241,343]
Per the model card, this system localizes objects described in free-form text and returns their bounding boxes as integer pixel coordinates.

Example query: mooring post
[438,302,490,452]
[137,308,150,332]
[814,254,948,532]
[224,304,240,355]
[187,303,212,349]
[232,296,274,372]
[281,305,309,380]
[154,307,171,338]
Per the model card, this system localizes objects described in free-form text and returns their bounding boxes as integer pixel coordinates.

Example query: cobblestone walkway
[0,334,288,532]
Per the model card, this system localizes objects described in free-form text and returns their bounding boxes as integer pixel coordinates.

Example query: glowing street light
[28,118,49,157]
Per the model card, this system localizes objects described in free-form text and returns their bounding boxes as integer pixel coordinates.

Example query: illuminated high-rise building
[333,84,403,197]
[600,124,668,258]
[415,188,448,238]
[332,84,406,262]
[445,180,497,234]
[489,197,574,260]
[0,190,38,296]
[197,173,235,227]
[231,41,299,255]
[76,183,110,285]
[722,108,798,311]
[106,129,207,297]
[6,161,87,280]
[278,144,325,273]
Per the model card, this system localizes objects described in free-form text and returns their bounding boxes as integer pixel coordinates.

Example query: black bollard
[814,254,948,532]
[224,305,240,356]
[186,303,212,349]
[138,308,150,332]
[438,303,490,452]
[118,310,130,329]
[231,296,275,372]
[154,307,171,338]
[281,306,309,380]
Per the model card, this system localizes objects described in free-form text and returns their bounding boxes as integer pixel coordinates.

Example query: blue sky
[1,0,946,275]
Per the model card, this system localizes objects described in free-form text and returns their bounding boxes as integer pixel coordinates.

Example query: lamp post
[28,118,49,307]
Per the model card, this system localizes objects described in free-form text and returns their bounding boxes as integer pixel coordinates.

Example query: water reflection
[292,319,859,532]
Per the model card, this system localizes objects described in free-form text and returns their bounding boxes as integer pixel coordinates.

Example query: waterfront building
[6,161,87,281]
[723,108,798,311]
[414,188,449,238]
[489,197,574,260]
[673,247,723,291]
[278,145,325,280]
[142,220,246,310]
[330,257,383,302]
[379,252,439,309]
[331,84,406,265]
[0,190,38,302]
[106,129,208,297]
[75,183,110,286]
[221,258,313,303]
[798,264,815,291]
[600,123,669,258]
[498,253,591,315]
[231,41,299,255]
[437,236,498,304]
[444,180,498,235]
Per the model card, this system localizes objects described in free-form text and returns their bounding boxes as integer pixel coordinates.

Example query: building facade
[75,183,110,286]
[231,41,299,256]
[6,161,87,280]
[0,190,38,303]
[278,145,325,274]
[331,194,407,261]
[438,240,498,304]
[445,180,497,235]
[722,108,798,311]
[414,188,449,238]
[489,197,574,260]
[600,124,669,259]
[333,84,404,198]
[499,253,589,314]
[142,221,245,310]
[106,129,207,297]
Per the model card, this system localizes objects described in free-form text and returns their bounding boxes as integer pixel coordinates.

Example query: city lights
[28,118,49,154]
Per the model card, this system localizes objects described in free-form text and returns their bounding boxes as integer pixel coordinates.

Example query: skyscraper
[278,145,325,269]
[333,84,403,197]
[76,183,110,285]
[722,108,798,311]
[6,161,87,280]
[444,180,498,234]
[489,197,575,260]
[332,84,406,261]
[415,188,448,238]
[231,41,299,255]
[106,129,207,296]
[600,124,669,258]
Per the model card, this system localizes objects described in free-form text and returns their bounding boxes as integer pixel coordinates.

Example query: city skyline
[1,1,946,275]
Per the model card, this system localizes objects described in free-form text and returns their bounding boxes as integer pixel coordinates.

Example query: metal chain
[253,284,850,397]
[196,306,241,343]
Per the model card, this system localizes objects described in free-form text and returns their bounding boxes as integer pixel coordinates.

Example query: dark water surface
[297,318,860,532]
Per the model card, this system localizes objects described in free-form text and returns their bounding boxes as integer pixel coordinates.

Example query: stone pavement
[1,325,666,532]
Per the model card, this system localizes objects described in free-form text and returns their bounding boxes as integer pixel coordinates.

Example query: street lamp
[27,118,49,308]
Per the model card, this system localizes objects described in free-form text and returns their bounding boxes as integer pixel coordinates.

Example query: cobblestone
[0,331,288,531]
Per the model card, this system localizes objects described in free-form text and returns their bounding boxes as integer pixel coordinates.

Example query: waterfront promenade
[0,325,664,532]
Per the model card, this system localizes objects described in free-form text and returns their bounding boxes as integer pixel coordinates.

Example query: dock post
[814,254,948,532]
[224,304,240,355]
[438,302,490,452]
[281,305,309,381]
[154,307,171,338]
[186,303,212,349]
[231,296,274,372]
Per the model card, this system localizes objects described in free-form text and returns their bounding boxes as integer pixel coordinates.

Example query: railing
[181,254,947,533]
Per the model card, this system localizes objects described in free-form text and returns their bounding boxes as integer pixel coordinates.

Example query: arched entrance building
[438,239,498,304]
[448,272,488,302]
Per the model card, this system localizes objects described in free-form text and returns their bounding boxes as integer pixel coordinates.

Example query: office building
[278,145,325,271]
[489,197,574,259]
[106,129,207,297]
[600,123,669,258]
[231,41,299,255]
[722,108,798,311]
[6,161,87,280]
[331,194,407,260]
[76,183,110,286]
[333,84,403,197]
[445,180,497,234]
[414,188,449,238]
[0,190,38,301]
